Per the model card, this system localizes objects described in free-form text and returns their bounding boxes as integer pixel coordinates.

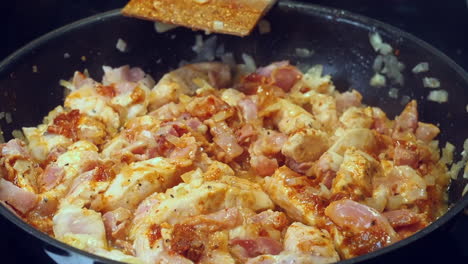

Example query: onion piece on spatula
[122,0,277,36]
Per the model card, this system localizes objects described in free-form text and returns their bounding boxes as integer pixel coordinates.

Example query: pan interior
[0,2,467,263]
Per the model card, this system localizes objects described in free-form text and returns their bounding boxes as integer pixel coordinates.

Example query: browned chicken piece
[122,0,277,36]
[263,166,330,226]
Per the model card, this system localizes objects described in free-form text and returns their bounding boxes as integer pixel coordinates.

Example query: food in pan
[0,61,450,263]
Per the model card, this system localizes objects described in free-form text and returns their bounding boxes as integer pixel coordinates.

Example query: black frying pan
[0,1,467,263]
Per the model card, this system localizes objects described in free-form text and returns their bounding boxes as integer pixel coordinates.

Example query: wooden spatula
[122,0,277,36]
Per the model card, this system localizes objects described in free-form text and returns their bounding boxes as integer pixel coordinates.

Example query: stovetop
[1,0,467,263]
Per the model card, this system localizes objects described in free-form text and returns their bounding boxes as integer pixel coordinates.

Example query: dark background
[2,0,468,70]
[1,0,467,263]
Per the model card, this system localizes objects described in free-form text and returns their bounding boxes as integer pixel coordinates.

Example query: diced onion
[412,62,429,73]
[242,53,256,73]
[12,130,25,141]
[369,32,405,86]
[5,112,12,124]
[423,77,441,88]
[370,73,386,87]
[388,88,398,98]
[295,48,314,58]
[427,90,448,103]
[369,32,384,52]
[441,142,455,165]
[369,32,393,55]
[379,43,393,55]
[154,22,178,33]
[193,36,217,61]
[116,38,127,52]
[463,138,468,154]
[373,55,384,72]
[464,162,468,179]
[450,161,464,180]
[382,54,404,85]
[59,80,74,91]
[448,140,468,180]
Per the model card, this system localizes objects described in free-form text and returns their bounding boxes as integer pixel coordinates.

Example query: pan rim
[0,2,467,263]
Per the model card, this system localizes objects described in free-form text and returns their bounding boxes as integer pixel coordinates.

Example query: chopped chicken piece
[264,166,329,226]
[99,157,179,212]
[282,128,330,163]
[332,148,383,199]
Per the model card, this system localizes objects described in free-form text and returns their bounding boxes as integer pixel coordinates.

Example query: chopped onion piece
[295,48,314,58]
[373,55,384,72]
[369,32,393,55]
[116,38,127,52]
[190,35,218,62]
[383,54,404,85]
[450,159,465,180]
[423,77,441,88]
[154,21,178,33]
[427,90,448,103]
[307,65,324,78]
[388,88,398,98]
[464,138,468,152]
[412,62,429,73]
[379,43,393,55]
[369,32,405,86]
[5,112,12,124]
[60,80,74,91]
[12,130,25,141]
[369,32,383,52]
[242,53,256,73]
[370,73,386,87]
[441,142,455,165]
[464,162,468,179]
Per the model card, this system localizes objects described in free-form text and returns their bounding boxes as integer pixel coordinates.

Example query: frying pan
[0,1,467,263]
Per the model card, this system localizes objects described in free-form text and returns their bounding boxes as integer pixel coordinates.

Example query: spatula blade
[122,0,277,36]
